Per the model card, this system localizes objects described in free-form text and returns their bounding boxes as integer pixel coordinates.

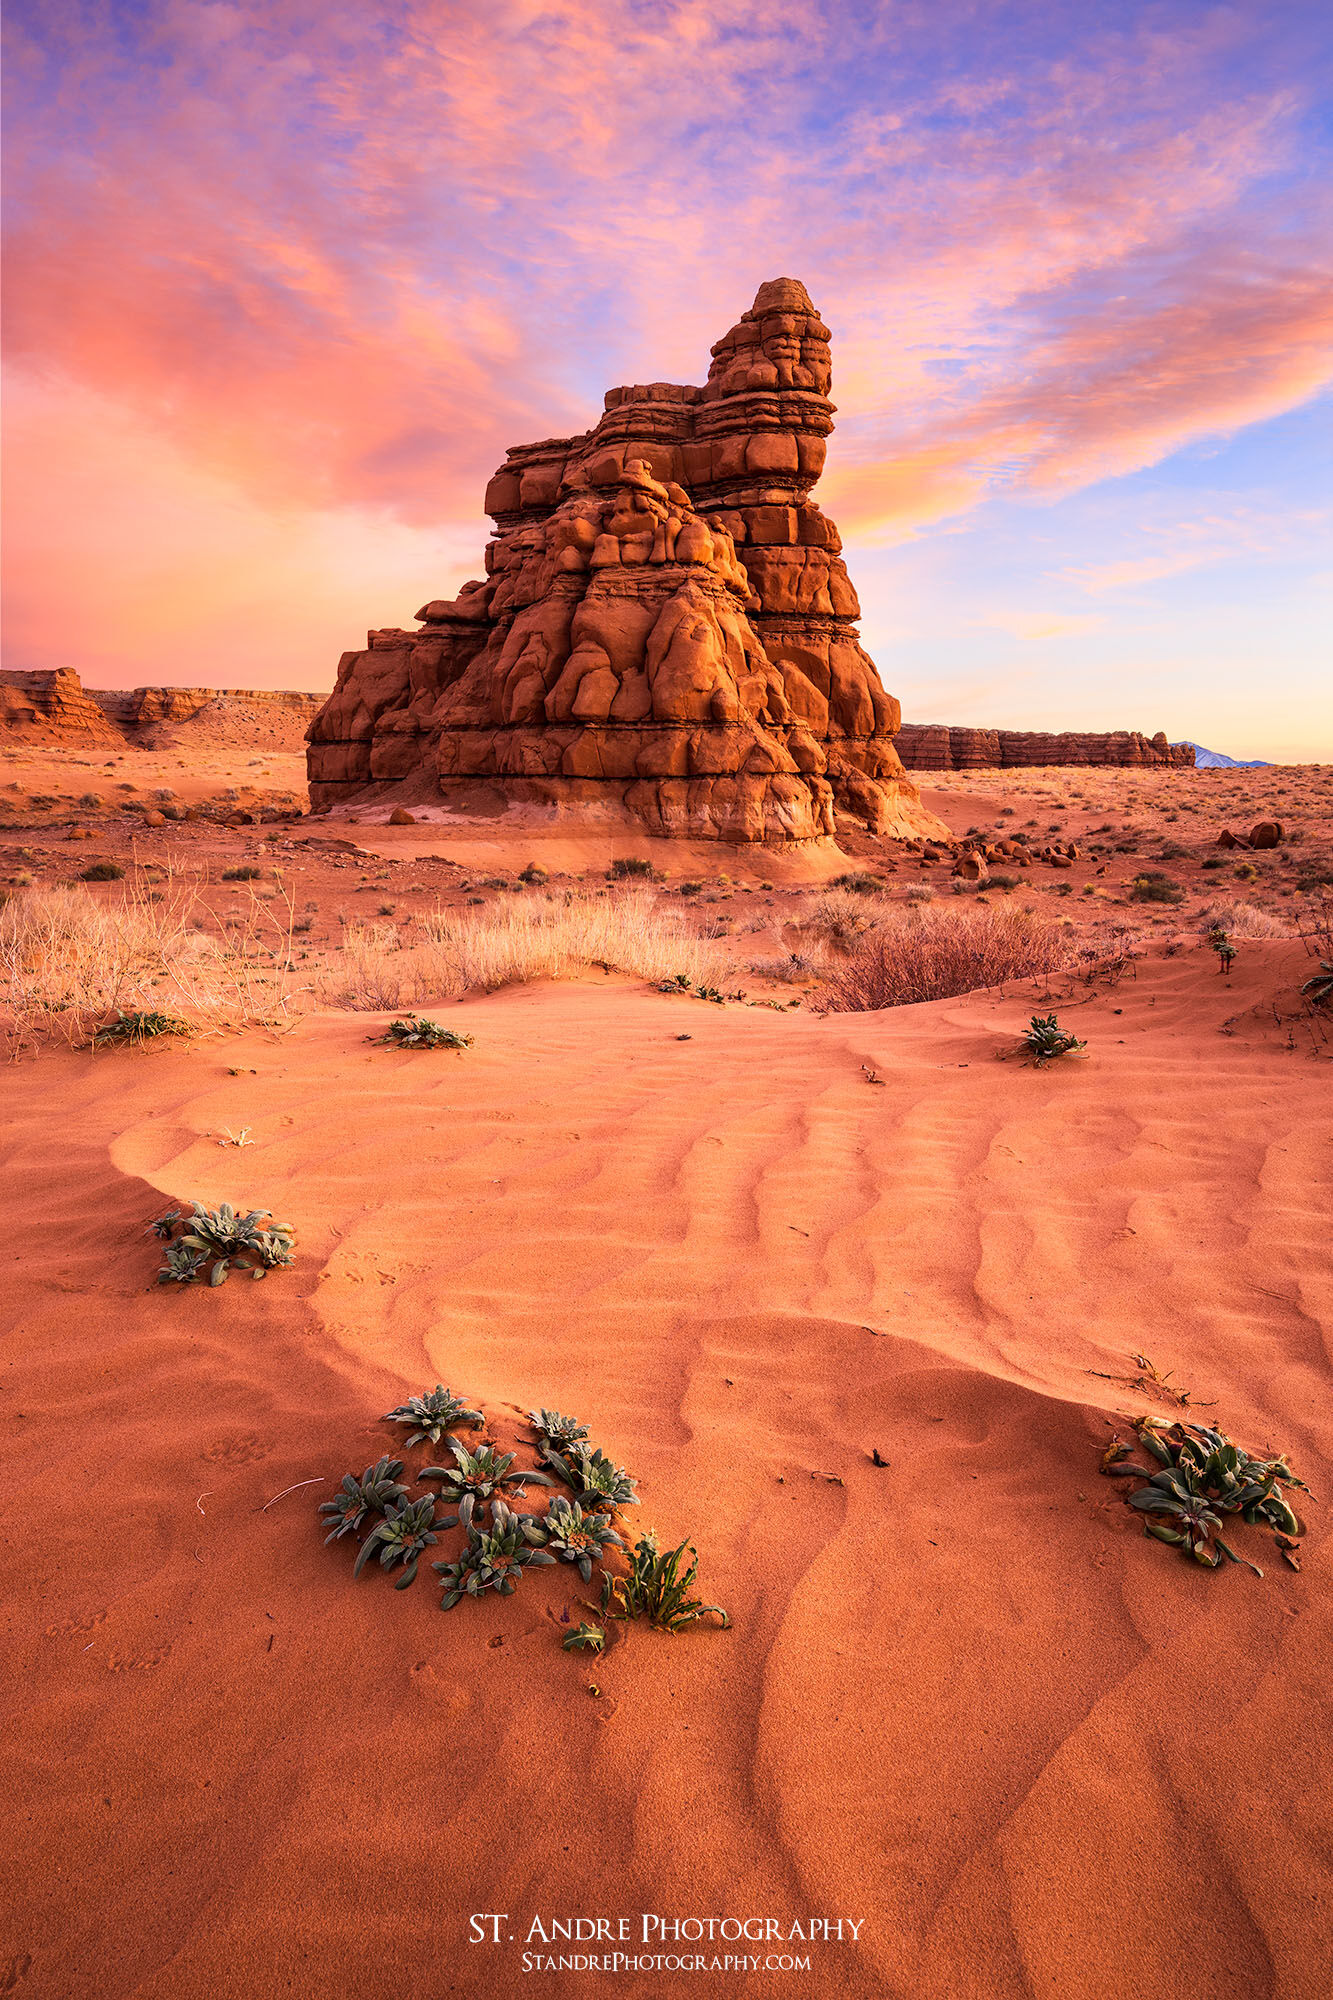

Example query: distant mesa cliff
[895,724,1195,771]
[0,669,322,752]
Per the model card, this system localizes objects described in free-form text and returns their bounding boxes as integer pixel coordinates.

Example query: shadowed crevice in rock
[307,279,948,847]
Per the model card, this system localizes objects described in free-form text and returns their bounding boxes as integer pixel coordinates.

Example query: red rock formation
[0,670,323,751]
[0,668,122,742]
[895,724,1195,771]
[307,280,943,845]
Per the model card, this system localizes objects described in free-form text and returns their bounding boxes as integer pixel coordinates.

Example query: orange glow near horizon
[4,1,1331,758]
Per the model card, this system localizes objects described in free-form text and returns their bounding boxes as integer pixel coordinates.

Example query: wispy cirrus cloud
[2,0,1331,706]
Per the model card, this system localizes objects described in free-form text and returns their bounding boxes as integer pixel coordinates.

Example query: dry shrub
[317,921,412,1009]
[821,902,1072,1012]
[0,875,305,1054]
[316,888,727,1007]
[748,950,822,984]
[796,888,883,949]
[1193,897,1291,940]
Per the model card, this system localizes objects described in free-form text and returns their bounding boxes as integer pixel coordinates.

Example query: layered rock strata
[0,670,322,750]
[896,724,1195,771]
[307,279,941,845]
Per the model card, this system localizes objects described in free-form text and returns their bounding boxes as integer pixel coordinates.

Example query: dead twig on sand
[258,1476,325,1513]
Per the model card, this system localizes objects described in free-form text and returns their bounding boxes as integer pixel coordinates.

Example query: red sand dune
[2,941,1330,1998]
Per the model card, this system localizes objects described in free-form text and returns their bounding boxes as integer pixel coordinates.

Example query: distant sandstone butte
[0,669,322,751]
[896,725,1196,771]
[307,279,945,844]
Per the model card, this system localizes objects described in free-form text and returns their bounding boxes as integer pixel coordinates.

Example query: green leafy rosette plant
[319,1458,408,1543]
[382,1385,484,1447]
[352,1495,440,1588]
[370,1017,473,1050]
[1012,1013,1087,1065]
[527,1409,590,1455]
[434,1499,556,1608]
[153,1201,294,1285]
[543,1443,639,1514]
[1101,1417,1309,1574]
[419,1439,552,1529]
[535,1496,625,1582]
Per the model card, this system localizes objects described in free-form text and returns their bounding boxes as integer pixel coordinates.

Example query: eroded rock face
[308,279,938,845]
[895,724,1196,771]
[0,669,122,742]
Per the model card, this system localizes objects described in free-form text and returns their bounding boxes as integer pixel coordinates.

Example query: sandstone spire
[307,280,942,844]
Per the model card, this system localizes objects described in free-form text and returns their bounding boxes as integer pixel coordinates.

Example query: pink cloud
[3,0,1330,690]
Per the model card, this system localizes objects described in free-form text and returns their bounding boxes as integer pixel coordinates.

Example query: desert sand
[2,744,1332,1999]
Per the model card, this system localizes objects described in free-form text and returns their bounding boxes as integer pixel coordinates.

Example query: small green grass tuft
[598,1531,729,1633]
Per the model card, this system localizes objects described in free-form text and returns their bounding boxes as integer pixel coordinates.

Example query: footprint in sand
[106,1645,172,1673]
[46,1609,106,1638]
[201,1434,270,1465]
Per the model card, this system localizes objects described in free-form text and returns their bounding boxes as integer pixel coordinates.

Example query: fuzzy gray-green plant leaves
[1014,1013,1087,1065]
[535,1496,624,1581]
[527,1409,590,1455]
[419,1439,551,1527]
[157,1241,210,1285]
[544,1443,639,1513]
[351,1494,439,1588]
[319,1458,408,1543]
[382,1384,484,1447]
[157,1201,296,1284]
[371,1017,474,1050]
[1102,1416,1308,1573]
[434,1498,557,1609]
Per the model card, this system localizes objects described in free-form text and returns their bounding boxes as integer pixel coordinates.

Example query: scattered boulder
[953,851,989,884]
[388,807,417,825]
[1249,821,1283,849]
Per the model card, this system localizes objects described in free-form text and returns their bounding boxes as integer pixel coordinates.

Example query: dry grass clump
[1193,897,1290,940]
[319,921,412,1010]
[821,902,1072,1012]
[317,888,727,1008]
[748,950,822,984]
[796,888,883,949]
[0,875,305,1054]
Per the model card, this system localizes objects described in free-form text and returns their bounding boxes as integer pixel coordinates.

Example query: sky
[3,0,1331,761]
